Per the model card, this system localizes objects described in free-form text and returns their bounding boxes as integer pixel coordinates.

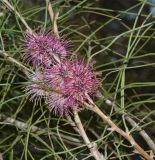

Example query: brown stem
[46,0,54,23]
[53,11,59,38]
[46,0,59,38]
[98,93,155,152]
[84,100,153,160]
[125,114,155,152]
[0,51,33,73]
[0,152,3,160]
[73,110,105,160]
[66,115,80,134]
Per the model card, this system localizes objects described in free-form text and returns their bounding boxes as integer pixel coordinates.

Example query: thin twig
[85,96,153,160]
[46,0,59,38]
[46,0,54,23]
[98,93,155,152]
[66,115,80,134]
[73,110,105,160]
[1,1,34,73]
[0,51,33,73]
[0,152,3,160]
[0,113,81,145]
[1,0,33,34]
[53,11,59,38]
[118,108,155,152]
[67,115,108,160]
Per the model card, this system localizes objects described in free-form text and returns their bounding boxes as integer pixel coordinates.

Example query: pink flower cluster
[24,31,100,115]
[24,32,69,68]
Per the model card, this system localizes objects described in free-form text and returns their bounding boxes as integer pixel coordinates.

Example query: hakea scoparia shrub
[24,31,101,115]
[24,32,70,68]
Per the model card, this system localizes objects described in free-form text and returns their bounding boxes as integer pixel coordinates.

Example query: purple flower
[46,93,78,115]
[23,32,70,68]
[25,71,47,104]
[44,59,100,115]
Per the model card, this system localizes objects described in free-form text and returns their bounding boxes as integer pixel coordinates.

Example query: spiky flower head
[24,32,70,68]
[44,59,100,115]
[25,71,47,104]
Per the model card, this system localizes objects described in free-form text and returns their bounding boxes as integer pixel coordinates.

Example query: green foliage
[0,0,155,159]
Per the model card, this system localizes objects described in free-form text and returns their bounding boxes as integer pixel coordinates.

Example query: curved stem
[84,99,153,160]
[98,93,155,152]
